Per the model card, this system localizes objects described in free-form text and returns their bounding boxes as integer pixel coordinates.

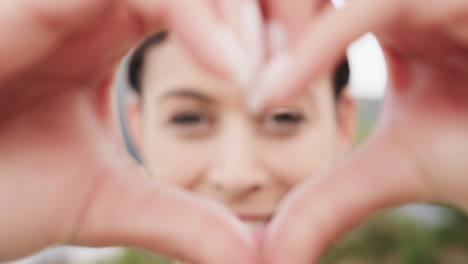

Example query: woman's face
[127,36,356,229]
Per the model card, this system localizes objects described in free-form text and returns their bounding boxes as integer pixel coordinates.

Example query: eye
[169,111,214,137]
[171,112,205,125]
[262,108,305,136]
[270,111,303,123]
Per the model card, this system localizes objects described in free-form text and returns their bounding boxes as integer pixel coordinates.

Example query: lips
[236,214,272,222]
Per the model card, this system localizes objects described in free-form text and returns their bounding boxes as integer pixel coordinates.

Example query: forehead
[140,35,333,105]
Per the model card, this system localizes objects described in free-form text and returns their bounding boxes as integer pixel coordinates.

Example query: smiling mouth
[237,213,272,222]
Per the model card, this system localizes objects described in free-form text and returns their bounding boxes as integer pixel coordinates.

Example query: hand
[256,0,468,263]
[251,0,468,108]
[0,1,259,263]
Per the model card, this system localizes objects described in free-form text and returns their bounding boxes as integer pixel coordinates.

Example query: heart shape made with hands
[1,0,468,264]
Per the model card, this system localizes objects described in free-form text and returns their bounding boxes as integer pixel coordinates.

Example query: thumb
[72,160,258,264]
[263,133,430,264]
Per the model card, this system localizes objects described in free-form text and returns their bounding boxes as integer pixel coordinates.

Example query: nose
[205,121,268,201]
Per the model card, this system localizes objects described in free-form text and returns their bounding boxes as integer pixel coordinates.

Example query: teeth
[243,221,266,232]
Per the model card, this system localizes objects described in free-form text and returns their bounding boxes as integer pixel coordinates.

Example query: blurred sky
[348,34,387,99]
[332,0,388,100]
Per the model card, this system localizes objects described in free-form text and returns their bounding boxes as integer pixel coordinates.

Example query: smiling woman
[122,31,354,240]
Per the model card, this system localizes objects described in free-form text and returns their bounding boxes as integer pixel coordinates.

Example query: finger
[72,160,257,264]
[249,0,405,113]
[220,0,266,83]
[128,0,230,78]
[159,0,265,87]
[0,0,111,83]
[238,0,266,84]
[148,0,266,87]
[163,0,252,84]
[263,132,431,264]
[264,0,329,46]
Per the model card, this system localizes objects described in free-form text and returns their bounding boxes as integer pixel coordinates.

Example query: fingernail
[332,0,347,8]
[240,0,265,74]
[248,51,291,114]
[267,21,288,54]
[215,25,251,87]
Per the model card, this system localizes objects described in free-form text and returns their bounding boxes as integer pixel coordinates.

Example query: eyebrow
[159,88,213,104]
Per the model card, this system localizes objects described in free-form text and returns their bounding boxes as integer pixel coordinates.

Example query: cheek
[141,129,213,188]
[263,123,339,186]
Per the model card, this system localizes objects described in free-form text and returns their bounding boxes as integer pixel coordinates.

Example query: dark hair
[128,32,349,99]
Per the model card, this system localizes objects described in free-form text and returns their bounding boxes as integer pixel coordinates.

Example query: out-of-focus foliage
[98,249,173,264]
[320,206,468,264]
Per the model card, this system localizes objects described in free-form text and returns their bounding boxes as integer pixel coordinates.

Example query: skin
[126,34,356,232]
